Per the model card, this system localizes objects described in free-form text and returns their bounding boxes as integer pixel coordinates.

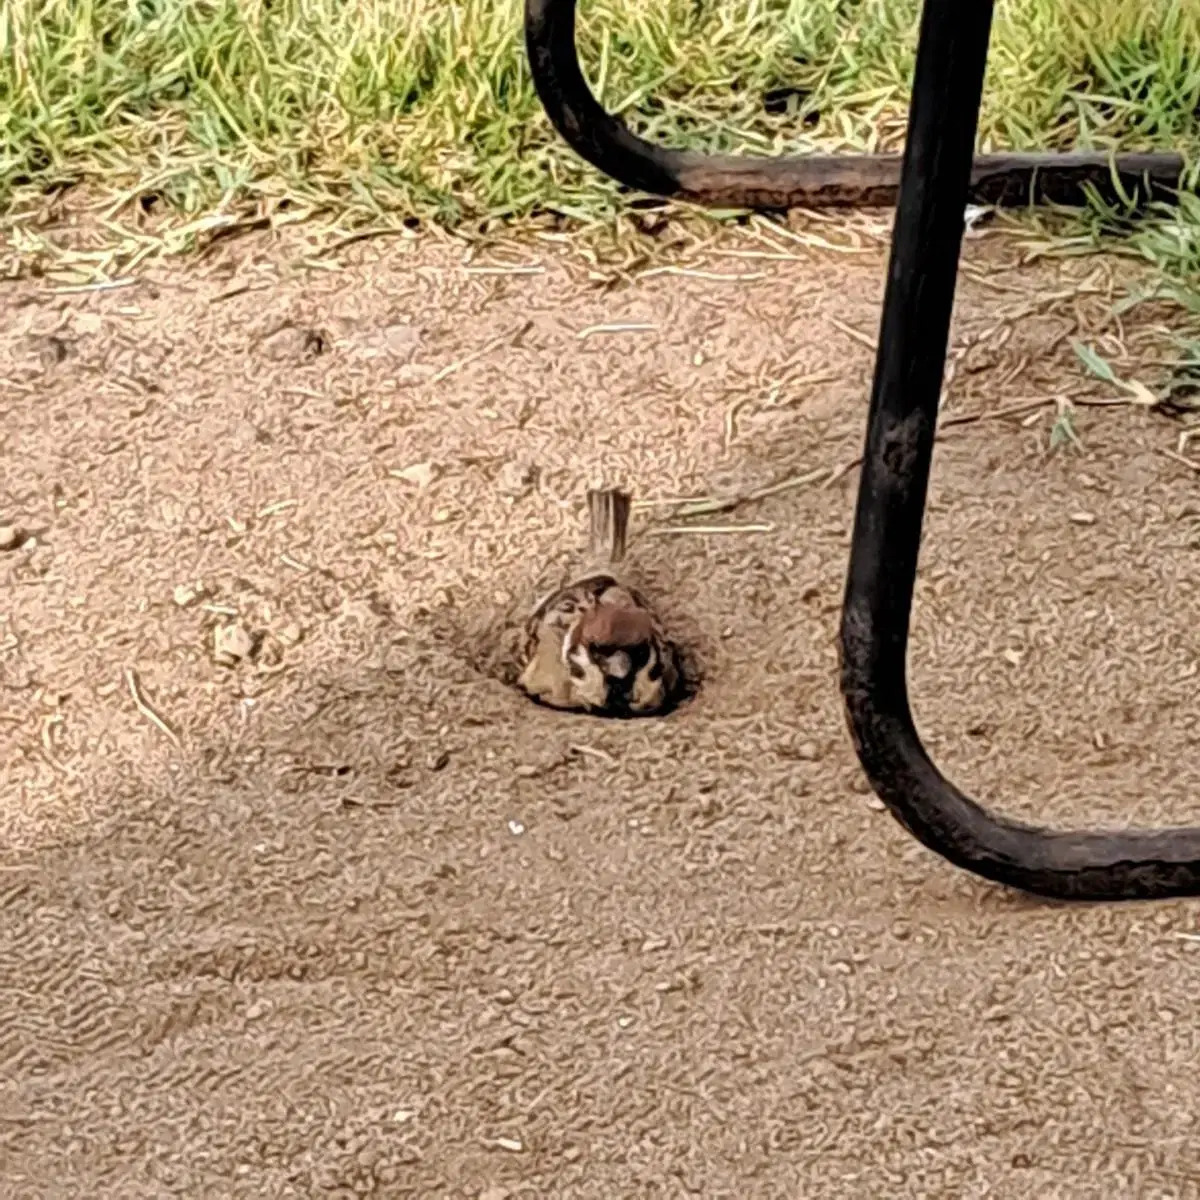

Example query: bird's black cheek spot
[647,658,663,682]
[568,659,586,680]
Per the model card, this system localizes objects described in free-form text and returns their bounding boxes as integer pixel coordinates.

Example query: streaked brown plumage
[517,487,681,716]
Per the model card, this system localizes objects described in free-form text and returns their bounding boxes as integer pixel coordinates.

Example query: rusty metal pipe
[524,0,1186,210]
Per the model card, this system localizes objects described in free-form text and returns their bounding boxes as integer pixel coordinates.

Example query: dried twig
[828,315,879,351]
[652,522,776,536]
[569,743,618,766]
[430,323,526,384]
[125,667,182,747]
[636,265,768,283]
[665,467,830,519]
[40,714,75,776]
[1161,448,1200,474]
[577,322,657,339]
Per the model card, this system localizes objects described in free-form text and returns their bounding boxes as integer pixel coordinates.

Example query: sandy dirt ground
[1,218,1199,1198]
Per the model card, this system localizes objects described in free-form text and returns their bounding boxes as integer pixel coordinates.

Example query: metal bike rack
[524,0,1200,901]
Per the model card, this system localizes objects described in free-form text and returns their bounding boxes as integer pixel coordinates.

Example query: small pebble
[173,582,207,607]
[496,458,537,498]
[213,622,255,667]
[1069,511,1097,525]
[391,461,435,488]
[277,622,303,646]
[0,525,21,552]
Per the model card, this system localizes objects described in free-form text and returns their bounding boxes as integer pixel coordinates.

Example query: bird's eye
[647,657,663,681]
[568,657,587,680]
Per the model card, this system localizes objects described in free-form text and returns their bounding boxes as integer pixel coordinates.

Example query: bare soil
[1,223,1199,1198]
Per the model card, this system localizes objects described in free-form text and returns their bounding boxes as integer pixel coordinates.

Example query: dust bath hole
[448,603,706,720]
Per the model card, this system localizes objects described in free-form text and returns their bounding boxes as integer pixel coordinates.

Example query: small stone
[392,1109,416,1125]
[496,458,538,498]
[494,1137,523,1154]
[1069,511,1097,525]
[390,461,435,489]
[865,795,886,812]
[173,582,206,607]
[507,819,525,836]
[0,525,21,552]
[794,741,819,761]
[260,323,326,363]
[277,622,303,646]
[213,622,255,667]
[382,322,421,357]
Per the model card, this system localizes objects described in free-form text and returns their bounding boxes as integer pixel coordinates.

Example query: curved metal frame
[525,0,1186,210]
[523,0,1200,901]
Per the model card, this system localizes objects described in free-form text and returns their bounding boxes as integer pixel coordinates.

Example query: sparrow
[517,487,682,717]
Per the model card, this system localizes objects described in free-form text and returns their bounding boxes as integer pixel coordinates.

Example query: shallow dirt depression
[1,224,1199,1197]
[447,525,708,717]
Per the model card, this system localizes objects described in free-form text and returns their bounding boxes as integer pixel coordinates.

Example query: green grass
[2,0,1199,303]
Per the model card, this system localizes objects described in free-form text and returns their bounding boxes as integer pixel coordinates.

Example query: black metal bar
[524,0,1188,210]
[839,0,1200,900]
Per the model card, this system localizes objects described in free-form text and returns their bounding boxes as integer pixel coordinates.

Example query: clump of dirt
[421,548,709,716]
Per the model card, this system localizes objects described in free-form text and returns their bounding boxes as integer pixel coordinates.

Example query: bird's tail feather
[586,487,631,566]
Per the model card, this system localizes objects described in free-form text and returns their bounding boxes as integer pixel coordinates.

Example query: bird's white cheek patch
[604,651,632,680]
[561,624,582,667]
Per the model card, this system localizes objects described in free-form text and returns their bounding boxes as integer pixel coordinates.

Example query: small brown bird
[517,487,681,717]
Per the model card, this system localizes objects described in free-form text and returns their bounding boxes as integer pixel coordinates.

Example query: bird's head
[563,596,674,716]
